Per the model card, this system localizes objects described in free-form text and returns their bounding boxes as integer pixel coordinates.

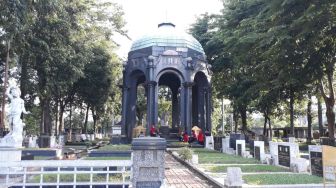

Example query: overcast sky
[112,0,223,59]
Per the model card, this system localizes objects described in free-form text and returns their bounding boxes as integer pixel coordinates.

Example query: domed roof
[130,23,205,54]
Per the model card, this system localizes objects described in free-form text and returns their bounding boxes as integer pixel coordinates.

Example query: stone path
[164,153,216,188]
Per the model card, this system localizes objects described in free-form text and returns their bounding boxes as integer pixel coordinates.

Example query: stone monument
[131,137,166,188]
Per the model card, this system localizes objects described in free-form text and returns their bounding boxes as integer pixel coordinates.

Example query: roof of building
[130,22,205,54]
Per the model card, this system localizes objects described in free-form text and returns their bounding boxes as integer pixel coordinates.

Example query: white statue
[0,87,30,148]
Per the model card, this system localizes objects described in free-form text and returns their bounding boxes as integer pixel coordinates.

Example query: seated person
[150,125,157,137]
[183,132,189,142]
[197,130,204,145]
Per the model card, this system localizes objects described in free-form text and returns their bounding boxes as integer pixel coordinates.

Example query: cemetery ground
[169,147,335,187]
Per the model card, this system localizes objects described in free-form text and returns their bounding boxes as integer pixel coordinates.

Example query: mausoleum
[121,23,212,140]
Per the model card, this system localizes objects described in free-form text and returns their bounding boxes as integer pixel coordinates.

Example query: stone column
[146,81,157,133]
[121,85,129,135]
[132,137,167,187]
[172,91,179,129]
[183,82,193,135]
[205,87,212,133]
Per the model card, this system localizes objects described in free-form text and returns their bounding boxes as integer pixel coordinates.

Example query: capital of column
[183,82,194,88]
[147,55,156,69]
[145,81,157,87]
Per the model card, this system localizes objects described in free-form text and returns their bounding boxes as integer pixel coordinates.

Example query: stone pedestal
[205,136,214,150]
[132,137,166,188]
[254,141,265,162]
[28,136,38,148]
[236,140,245,156]
[0,147,22,172]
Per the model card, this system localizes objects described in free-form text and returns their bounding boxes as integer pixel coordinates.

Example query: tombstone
[28,136,38,148]
[205,136,214,150]
[112,126,122,135]
[229,133,244,150]
[192,154,198,164]
[236,140,245,156]
[75,133,81,142]
[309,145,323,177]
[249,140,254,157]
[38,135,50,148]
[269,141,279,165]
[222,137,235,155]
[214,136,224,151]
[277,142,299,168]
[254,141,265,162]
[132,137,166,188]
[290,158,308,173]
[224,167,243,188]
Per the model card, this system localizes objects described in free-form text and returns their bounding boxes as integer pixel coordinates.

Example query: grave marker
[278,145,290,167]
[255,146,260,161]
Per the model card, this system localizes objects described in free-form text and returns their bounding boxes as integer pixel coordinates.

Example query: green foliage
[208,164,289,173]
[243,174,323,185]
[177,147,193,161]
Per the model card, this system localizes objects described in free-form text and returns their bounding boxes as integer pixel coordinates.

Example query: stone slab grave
[132,137,166,188]
[275,142,300,168]
[222,137,235,155]
[230,133,244,150]
[236,140,245,157]
[309,145,323,177]
[254,141,265,162]
[268,141,279,165]
[205,136,214,150]
[321,145,336,181]
[214,136,224,151]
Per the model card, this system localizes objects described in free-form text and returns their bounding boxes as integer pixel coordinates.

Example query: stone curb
[167,151,222,188]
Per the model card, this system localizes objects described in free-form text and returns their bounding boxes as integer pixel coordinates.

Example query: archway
[156,70,183,137]
[192,72,210,132]
[125,70,146,139]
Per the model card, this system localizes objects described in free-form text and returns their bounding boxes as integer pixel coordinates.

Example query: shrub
[178,147,193,161]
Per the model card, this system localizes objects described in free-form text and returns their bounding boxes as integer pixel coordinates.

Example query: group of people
[181,129,204,145]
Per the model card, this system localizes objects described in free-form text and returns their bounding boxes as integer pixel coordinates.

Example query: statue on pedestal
[0,87,30,148]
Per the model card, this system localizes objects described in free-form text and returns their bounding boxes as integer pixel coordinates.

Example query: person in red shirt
[198,130,204,145]
[150,125,157,137]
[183,132,189,142]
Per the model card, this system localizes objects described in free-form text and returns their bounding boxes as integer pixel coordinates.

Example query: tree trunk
[307,94,312,143]
[233,109,238,133]
[268,117,272,139]
[317,95,323,137]
[319,71,335,141]
[59,100,65,136]
[40,98,52,135]
[263,111,268,136]
[1,40,10,135]
[91,108,97,134]
[289,89,295,136]
[83,104,89,134]
[55,100,59,135]
[69,102,72,132]
[239,105,247,133]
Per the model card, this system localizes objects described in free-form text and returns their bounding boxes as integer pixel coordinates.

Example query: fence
[0,160,132,188]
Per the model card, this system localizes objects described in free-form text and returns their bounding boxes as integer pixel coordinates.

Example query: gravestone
[269,141,279,165]
[28,136,38,148]
[254,141,265,162]
[205,136,214,150]
[255,146,260,161]
[214,136,224,151]
[278,145,290,167]
[229,133,244,150]
[249,140,254,157]
[38,135,50,148]
[224,167,243,188]
[236,140,245,156]
[309,145,323,177]
[222,137,235,155]
[132,137,166,188]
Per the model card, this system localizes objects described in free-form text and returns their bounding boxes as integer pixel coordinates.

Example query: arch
[192,71,211,132]
[156,68,185,84]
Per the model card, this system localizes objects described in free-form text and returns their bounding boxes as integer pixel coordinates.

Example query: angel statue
[0,87,30,147]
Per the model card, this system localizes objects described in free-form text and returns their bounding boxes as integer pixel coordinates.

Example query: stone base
[0,147,22,172]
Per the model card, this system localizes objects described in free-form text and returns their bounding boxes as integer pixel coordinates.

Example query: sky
[112,0,223,59]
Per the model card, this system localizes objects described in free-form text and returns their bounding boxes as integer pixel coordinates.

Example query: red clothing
[183,133,189,142]
[150,126,156,136]
[198,132,204,143]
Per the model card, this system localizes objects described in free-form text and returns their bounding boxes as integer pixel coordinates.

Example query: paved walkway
[164,153,216,188]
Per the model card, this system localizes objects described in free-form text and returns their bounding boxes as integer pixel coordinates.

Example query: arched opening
[125,70,146,139]
[192,72,210,132]
[156,70,183,138]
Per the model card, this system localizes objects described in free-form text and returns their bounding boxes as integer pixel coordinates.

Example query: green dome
[130,23,205,54]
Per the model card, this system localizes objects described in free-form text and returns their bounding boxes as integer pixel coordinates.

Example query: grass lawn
[29,173,128,183]
[98,144,131,151]
[192,148,259,164]
[244,174,323,185]
[83,156,131,160]
[207,164,289,173]
[34,156,53,160]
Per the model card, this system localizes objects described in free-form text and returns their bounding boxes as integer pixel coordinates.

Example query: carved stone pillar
[146,81,157,134]
[183,82,193,135]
